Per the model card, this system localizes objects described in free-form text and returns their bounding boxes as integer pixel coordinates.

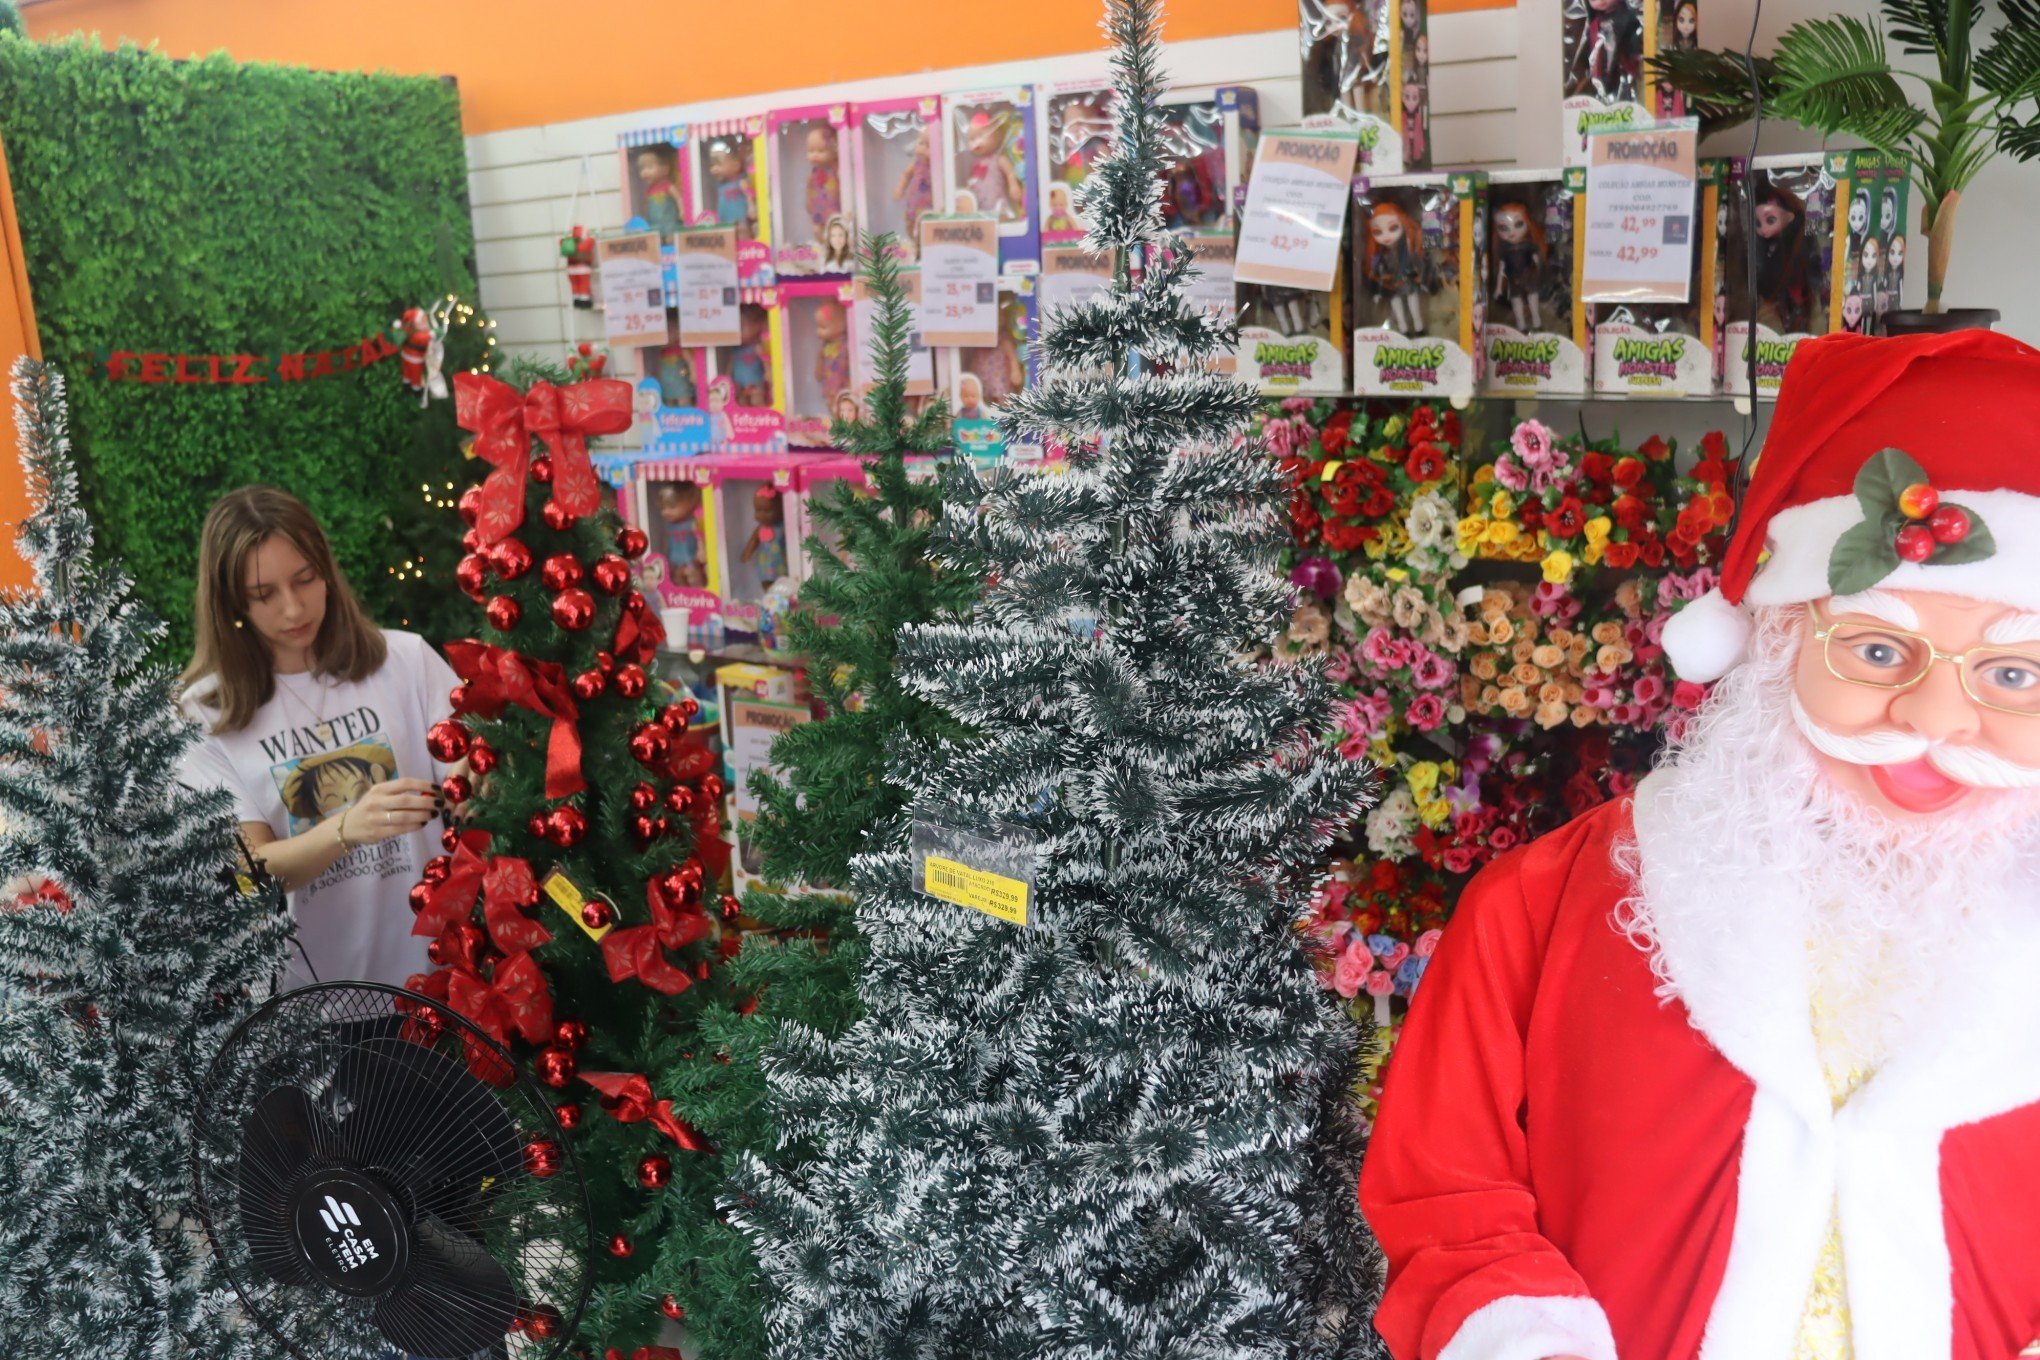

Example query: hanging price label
[1581,120,1698,303]
[1184,232,1239,375]
[1038,244,1117,315]
[918,214,1001,347]
[853,267,935,397]
[596,232,669,348]
[1234,129,1361,292]
[673,226,741,348]
[911,818,1039,928]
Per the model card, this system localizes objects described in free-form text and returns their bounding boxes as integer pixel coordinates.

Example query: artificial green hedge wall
[0,36,480,656]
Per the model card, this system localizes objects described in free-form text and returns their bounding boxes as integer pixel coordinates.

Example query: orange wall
[26,0,1507,135]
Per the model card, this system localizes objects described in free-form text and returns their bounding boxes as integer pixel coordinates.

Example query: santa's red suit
[1361,330,2040,1360]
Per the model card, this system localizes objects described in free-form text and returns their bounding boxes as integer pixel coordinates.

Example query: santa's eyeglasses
[1808,602,2040,717]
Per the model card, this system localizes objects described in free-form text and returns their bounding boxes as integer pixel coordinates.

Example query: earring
[234,619,245,630]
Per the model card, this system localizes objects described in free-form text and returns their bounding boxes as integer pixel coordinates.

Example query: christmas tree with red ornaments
[406,357,735,1358]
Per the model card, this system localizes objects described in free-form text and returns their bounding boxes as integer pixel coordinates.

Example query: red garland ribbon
[414,829,488,938]
[599,924,695,995]
[579,1070,714,1153]
[482,856,552,953]
[444,640,584,799]
[611,603,665,667]
[454,372,633,548]
[446,951,554,1050]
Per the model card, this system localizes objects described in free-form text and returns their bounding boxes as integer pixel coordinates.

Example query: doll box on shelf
[1590,157,1723,397]
[619,124,694,244]
[1156,86,1262,236]
[1560,0,1665,165]
[1297,0,1430,173]
[943,85,1041,273]
[691,115,774,286]
[793,452,877,577]
[853,95,943,263]
[948,273,1039,463]
[703,286,790,453]
[776,280,861,450]
[716,660,812,891]
[1036,79,1118,245]
[1349,171,1485,401]
[1479,169,1589,396]
[769,103,857,279]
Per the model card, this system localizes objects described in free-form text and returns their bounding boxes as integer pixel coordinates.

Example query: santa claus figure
[1362,330,2040,1360]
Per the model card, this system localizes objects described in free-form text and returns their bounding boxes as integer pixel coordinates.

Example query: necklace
[276,671,337,746]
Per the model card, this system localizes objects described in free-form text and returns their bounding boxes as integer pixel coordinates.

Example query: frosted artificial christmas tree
[735,3,1380,1354]
[0,358,294,1357]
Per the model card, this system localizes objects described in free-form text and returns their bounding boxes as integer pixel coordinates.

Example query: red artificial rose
[1612,494,1648,531]
[1547,497,1587,539]
[1700,430,1728,460]
[1323,520,1370,551]
[1640,537,1667,568]
[1603,540,1640,570]
[1361,488,1398,519]
[1442,847,1477,875]
[1325,480,1363,516]
[1690,457,1728,489]
[1613,457,1646,490]
[1581,452,1614,486]
[1369,859,1400,893]
[1638,434,1671,462]
[1405,442,1448,483]
[1443,410,1463,444]
[1518,501,1545,530]
[1708,491,1735,526]
[1321,410,1355,459]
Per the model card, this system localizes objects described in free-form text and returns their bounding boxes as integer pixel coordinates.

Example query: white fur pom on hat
[1662,587,1752,684]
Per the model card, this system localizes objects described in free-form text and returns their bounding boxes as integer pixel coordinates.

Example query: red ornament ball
[426,719,472,763]
[595,650,617,673]
[489,537,534,581]
[555,1101,581,1131]
[440,775,473,806]
[590,555,632,596]
[523,1138,562,1178]
[719,893,742,922]
[1895,522,1936,562]
[545,805,589,848]
[540,553,586,593]
[461,528,482,552]
[659,1295,686,1321]
[527,812,551,841]
[421,855,453,885]
[701,773,726,803]
[580,898,614,930]
[455,553,490,601]
[630,813,661,847]
[531,454,555,485]
[636,1154,672,1190]
[457,485,485,527]
[663,786,695,816]
[618,526,650,560]
[554,1017,589,1050]
[448,683,471,712]
[624,590,649,616]
[468,741,498,775]
[629,782,659,812]
[551,588,597,632]
[1929,504,1972,545]
[656,867,695,905]
[407,881,435,915]
[614,663,648,699]
[607,1234,634,1259]
[525,1305,562,1340]
[441,826,462,853]
[534,1047,578,1089]
[571,669,607,702]
[541,499,577,532]
[485,596,523,631]
[661,697,700,729]
[629,723,672,767]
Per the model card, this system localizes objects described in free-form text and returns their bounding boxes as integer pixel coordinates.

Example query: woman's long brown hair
[179,486,386,734]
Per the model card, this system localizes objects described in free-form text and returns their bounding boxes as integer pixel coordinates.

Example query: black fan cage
[191,981,591,1360]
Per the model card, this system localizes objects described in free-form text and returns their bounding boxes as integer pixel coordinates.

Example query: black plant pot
[1883,308,2000,336]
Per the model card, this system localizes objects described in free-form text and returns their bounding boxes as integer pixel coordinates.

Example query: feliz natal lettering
[94,333,400,385]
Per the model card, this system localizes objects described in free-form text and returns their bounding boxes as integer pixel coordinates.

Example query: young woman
[178,486,457,989]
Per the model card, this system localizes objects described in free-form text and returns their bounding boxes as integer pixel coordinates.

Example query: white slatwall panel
[466,20,1518,368]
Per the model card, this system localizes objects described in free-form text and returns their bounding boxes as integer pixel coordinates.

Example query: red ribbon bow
[445,640,584,799]
[599,924,696,995]
[612,604,665,667]
[446,950,554,1050]
[579,1070,714,1153]
[414,832,551,954]
[455,372,633,548]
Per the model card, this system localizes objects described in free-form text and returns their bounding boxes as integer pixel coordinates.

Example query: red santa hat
[1663,330,2040,682]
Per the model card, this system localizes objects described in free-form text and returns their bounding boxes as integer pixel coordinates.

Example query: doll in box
[897,125,936,247]
[1750,177,1820,334]
[730,304,774,407]
[820,215,855,273]
[1841,283,1867,335]
[634,144,688,237]
[805,124,843,241]
[813,300,852,410]
[741,485,788,585]
[1402,80,1427,167]
[1045,183,1080,234]
[654,481,709,589]
[967,296,1029,407]
[1667,0,1698,47]
[1159,109,1224,231]
[1362,200,1431,335]
[1567,0,1643,101]
[705,134,759,241]
[962,110,1026,224]
[1491,199,1547,331]
[656,345,700,408]
[955,372,986,420]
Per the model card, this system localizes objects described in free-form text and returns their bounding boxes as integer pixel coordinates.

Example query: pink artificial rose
[1281,396,1316,415]
[1530,582,1570,616]
[1611,702,1643,727]
[1644,613,1669,647]
[1488,823,1521,852]
[1580,681,1616,710]
[1510,418,1556,467]
[1671,679,1709,710]
[1380,941,1411,971]
[1409,648,1455,690]
[1325,648,1356,684]
[1414,928,1444,958]
[1362,626,1411,671]
[1333,940,1371,997]
[1607,769,1637,797]
[1493,457,1529,492]
[1365,969,1397,998]
[1442,847,1476,875]
[1405,693,1447,731]
[1632,673,1666,706]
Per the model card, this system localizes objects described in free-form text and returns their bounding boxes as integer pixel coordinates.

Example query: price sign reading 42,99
[1582,119,1699,304]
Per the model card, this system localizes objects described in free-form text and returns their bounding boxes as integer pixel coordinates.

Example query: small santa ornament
[1364,331,2040,1360]
[395,304,449,407]
[561,226,597,309]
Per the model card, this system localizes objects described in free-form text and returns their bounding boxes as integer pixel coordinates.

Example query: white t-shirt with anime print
[177,630,460,991]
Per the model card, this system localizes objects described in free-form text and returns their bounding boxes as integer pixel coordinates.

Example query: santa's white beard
[1619,607,2040,1070]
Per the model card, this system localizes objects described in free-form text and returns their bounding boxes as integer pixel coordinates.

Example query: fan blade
[370,1216,518,1360]
[237,1085,325,1285]
[329,1036,521,1203]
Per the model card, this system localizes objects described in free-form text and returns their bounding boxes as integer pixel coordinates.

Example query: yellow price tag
[922,854,1030,927]
[542,868,613,942]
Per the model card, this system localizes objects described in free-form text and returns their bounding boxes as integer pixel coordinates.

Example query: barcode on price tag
[597,232,671,348]
[918,214,1000,347]
[1581,120,1698,304]
[1234,129,1360,292]
[674,226,741,347]
[912,817,1039,927]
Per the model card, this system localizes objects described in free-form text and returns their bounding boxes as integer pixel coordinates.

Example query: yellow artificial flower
[1471,464,1496,487]
[1416,796,1451,829]
[1382,415,1406,441]
[1376,524,1413,558]
[1541,549,1576,584]
[1368,737,1398,767]
[1385,566,1410,583]
[1484,520,1521,547]
[1407,761,1442,801]
[1457,515,1489,556]
[1585,516,1613,546]
[1362,535,1389,560]
[1582,539,1606,566]
[1489,490,1516,520]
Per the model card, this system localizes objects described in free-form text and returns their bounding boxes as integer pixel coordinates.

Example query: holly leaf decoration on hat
[1828,448,1996,594]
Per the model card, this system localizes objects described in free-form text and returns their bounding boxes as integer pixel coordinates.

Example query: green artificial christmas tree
[0,358,294,1356]
[734,1,1379,1354]
[644,234,975,1359]
[408,357,732,1357]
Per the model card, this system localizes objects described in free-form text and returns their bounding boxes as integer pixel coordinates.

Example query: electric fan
[191,981,591,1360]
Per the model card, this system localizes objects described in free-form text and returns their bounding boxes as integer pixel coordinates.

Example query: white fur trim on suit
[1632,771,2040,1359]
[1438,1293,1619,1360]
[1746,489,2040,614]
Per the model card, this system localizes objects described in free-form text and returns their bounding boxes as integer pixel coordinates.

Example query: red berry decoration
[1895,523,1936,562]
[545,805,589,848]
[719,893,742,921]
[580,898,614,930]
[457,486,485,526]
[526,1305,562,1340]
[440,775,473,807]
[656,868,694,904]
[1929,505,1972,544]
[540,553,586,593]
[455,553,490,601]
[629,723,672,767]
[701,773,726,803]
[408,882,435,915]
[1898,482,1940,520]
[590,555,632,596]
[629,782,659,812]
[468,741,498,775]
[614,663,648,699]
[421,855,452,885]
[535,1047,578,1089]
[531,455,555,485]
[551,588,597,632]
[441,826,462,852]
[608,1234,634,1259]
[556,1101,582,1131]
[489,537,534,581]
[461,528,482,552]
[636,1154,672,1190]
[596,650,617,673]
[660,1295,685,1321]
[664,786,695,816]
[426,719,472,763]
[554,1017,589,1050]
[571,669,607,702]
[630,813,661,847]
[527,812,551,841]
[618,526,650,559]
[485,596,523,631]
[524,1139,562,1178]
[541,499,576,532]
